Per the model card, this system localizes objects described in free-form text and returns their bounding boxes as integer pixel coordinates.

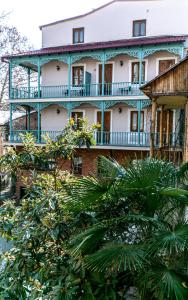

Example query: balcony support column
[27,68,31,98]
[159,105,164,148]
[183,101,188,162]
[37,103,41,143]
[28,106,31,130]
[166,110,170,146]
[10,103,13,142]
[9,61,13,99]
[137,100,142,145]
[100,101,105,145]
[101,53,106,96]
[68,56,72,97]
[139,50,143,90]
[150,99,157,158]
[37,60,41,98]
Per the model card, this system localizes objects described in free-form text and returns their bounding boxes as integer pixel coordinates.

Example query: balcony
[10,82,144,100]
[8,130,184,149]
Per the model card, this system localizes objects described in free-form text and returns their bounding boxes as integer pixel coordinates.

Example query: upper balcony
[3,35,185,102]
[10,82,144,100]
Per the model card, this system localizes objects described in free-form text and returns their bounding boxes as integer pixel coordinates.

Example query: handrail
[10,82,146,99]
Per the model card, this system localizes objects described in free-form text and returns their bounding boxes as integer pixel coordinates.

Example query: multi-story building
[2,0,188,175]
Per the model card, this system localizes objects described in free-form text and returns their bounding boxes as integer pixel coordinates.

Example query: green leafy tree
[1,136,188,299]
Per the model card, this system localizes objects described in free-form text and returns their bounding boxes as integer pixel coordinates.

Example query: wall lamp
[56,65,60,71]
[118,107,122,114]
[57,109,60,114]
[120,60,124,67]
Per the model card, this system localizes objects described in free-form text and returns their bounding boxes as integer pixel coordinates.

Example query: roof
[39,0,160,30]
[2,35,186,61]
[0,110,25,126]
[141,54,188,91]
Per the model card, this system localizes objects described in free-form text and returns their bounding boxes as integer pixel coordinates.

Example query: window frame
[71,111,84,130]
[72,65,84,86]
[73,27,84,44]
[131,61,146,83]
[130,111,144,132]
[133,19,146,37]
[72,156,83,175]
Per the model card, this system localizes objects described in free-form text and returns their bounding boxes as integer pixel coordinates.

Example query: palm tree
[70,157,188,300]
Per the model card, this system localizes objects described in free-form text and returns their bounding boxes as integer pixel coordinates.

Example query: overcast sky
[1,0,188,49]
[1,0,108,48]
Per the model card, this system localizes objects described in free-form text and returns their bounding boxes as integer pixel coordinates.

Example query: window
[131,62,145,83]
[72,66,84,86]
[130,111,144,132]
[72,156,83,175]
[71,111,84,130]
[73,28,84,44]
[133,20,146,37]
[158,59,176,74]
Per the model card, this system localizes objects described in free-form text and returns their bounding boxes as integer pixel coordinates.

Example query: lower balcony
[8,130,184,149]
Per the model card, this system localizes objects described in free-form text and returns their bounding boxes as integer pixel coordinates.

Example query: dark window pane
[73,28,84,44]
[72,156,83,175]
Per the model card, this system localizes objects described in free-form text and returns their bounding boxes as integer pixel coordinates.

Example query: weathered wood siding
[143,58,188,96]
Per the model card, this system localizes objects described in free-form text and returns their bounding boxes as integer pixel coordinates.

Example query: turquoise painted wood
[37,60,41,98]
[27,68,31,98]
[37,103,41,143]
[9,130,184,149]
[10,81,145,99]
[10,104,13,142]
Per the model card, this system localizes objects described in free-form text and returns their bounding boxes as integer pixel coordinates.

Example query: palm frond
[147,224,188,257]
[139,266,188,300]
[85,243,146,272]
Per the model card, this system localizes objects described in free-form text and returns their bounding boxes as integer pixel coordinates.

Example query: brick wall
[14,146,149,198]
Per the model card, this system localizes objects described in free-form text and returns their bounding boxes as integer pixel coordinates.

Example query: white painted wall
[42,0,188,48]
[41,51,178,86]
[41,104,151,133]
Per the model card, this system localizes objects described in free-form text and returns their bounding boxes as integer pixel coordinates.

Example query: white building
[2,0,188,175]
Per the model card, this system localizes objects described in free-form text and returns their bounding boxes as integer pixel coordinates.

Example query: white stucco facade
[34,0,188,138]
[41,0,188,48]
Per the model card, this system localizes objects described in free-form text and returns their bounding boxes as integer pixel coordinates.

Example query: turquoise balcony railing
[9,130,184,149]
[10,82,144,99]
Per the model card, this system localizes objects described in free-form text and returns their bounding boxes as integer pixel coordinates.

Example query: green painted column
[137,100,142,146]
[102,53,106,96]
[28,106,31,130]
[37,60,41,98]
[37,103,41,143]
[27,68,31,98]
[9,61,13,99]
[68,56,72,97]
[139,49,143,91]
[10,104,13,142]
[100,101,105,145]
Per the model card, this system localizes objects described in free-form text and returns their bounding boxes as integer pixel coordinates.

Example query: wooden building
[141,55,188,162]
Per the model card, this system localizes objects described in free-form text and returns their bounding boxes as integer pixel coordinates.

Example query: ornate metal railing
[9,130,184,149]
[10,82,144,99]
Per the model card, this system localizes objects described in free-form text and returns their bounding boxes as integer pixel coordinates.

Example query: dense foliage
[1,126,188,299]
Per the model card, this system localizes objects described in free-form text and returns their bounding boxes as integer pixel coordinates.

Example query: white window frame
[128,59,148,83]
[71,63,86,85]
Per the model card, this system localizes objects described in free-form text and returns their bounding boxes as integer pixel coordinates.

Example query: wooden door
[99,64,113,95]
[97,111,111,144]
[158,59,175,75]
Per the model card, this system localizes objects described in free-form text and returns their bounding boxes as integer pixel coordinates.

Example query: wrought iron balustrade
[10,82,144,99]
[9,130,184,149]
